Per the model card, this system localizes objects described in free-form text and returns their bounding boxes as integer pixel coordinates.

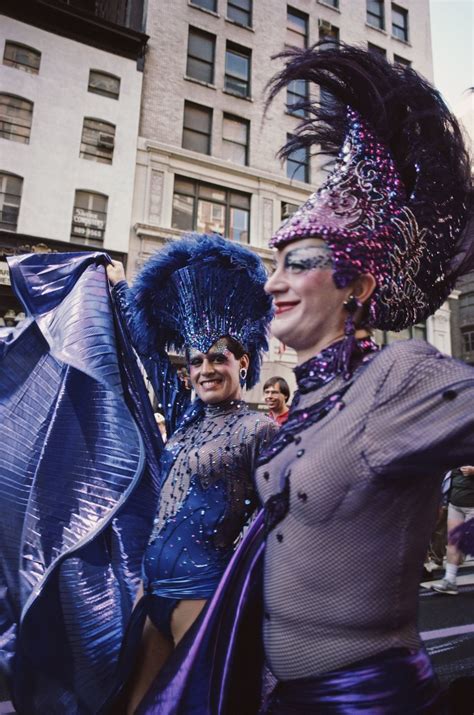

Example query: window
[367,0,384,30]
[392,4,408,42]
[320,0,339,7]
[182,101,212,154]
[287,79,308,117]
[222,114,249,165]
[378,322,427,345]
[187,27,216,84]
[318,20,339,45]
[281,201,299,220]
[172,176,250,243]
[80,118,115,164]
[3,41,41,74]
[190,0,217,11]
[227,0,252,27]
[318,24,339,111]
[286,136,309,183]
[88,70,120,100]
[393,54,411,67]
[286,7,308,48]
[71,191,108,246]
[463,329,474,353]
[0,94,33,144]
[225,43,251,97]
[368,42,386,57]
[0,173,23,231]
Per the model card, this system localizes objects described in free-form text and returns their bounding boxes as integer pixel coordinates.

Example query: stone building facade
[129,0,451,403]
[0,0,147,322]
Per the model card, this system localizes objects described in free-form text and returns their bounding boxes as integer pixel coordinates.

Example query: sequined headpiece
[130,234,274,389]
[268,43,473,331]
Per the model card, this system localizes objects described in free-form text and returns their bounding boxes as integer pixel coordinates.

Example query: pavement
[2,560,473,713]
[419,557,474,712]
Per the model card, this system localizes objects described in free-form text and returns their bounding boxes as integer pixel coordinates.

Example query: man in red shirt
[263,376,290,425]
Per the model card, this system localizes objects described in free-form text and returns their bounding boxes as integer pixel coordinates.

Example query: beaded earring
[337,295,363,379]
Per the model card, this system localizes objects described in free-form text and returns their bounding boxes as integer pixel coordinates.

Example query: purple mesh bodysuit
[256,338,474,711]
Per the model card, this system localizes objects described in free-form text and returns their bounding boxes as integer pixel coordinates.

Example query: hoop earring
[239,367,248,386]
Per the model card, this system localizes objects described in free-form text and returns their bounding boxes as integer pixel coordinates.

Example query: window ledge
[223,88,253,102]
[188,2,220,19]
[365,23,387,36]
[316,1,341,13]
[224,17,254,32]
[391,35,411,47]
[184,75,217,90]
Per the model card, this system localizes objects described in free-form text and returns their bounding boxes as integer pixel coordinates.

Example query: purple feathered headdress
[267,43,473,331]
[129,233,274,389]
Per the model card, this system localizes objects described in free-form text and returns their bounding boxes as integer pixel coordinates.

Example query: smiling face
[264,382,287,414]
[265,238,349,364]
[188,337,249,405]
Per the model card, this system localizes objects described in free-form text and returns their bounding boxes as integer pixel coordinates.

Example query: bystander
[263,376,290,425]
[433,465,474,595]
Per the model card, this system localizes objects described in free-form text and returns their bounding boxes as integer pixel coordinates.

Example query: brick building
[128,0,451,403]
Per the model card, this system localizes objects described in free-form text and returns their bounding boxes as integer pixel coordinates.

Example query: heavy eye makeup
[283,246,333,273]
[188,349,230,367]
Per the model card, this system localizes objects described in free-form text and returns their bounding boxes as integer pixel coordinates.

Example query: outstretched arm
[107,262,191,437]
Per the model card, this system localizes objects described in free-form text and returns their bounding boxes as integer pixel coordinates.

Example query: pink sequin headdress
[267,43,473,332]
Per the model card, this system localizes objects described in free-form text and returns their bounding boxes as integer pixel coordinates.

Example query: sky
[430,0,473,110]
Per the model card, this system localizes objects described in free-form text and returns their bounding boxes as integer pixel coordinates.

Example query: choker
[295,337,379,394]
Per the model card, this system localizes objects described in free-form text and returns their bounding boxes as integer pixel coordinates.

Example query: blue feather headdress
[130,234,274,389]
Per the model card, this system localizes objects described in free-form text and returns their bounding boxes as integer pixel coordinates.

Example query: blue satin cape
[0,252,165,714]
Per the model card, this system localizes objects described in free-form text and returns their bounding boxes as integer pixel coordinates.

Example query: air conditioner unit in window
[281,202,298,220]
[98,133,115,148]
[318,19,332,30]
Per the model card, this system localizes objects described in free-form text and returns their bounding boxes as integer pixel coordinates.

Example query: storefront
[0,231,126,326]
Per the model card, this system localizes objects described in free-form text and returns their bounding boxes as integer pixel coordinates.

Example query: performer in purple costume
[256,42,474,713]
[135,43,474,715]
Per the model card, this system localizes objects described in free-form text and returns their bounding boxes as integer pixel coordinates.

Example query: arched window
[0,172,23,231]
[80,118,115,164]
[3,41,41,74]
[0,94,33,143]
[71,190,108,246]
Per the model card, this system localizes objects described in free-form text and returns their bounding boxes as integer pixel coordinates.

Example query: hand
[106,260,127,286]
[460,466,474,476]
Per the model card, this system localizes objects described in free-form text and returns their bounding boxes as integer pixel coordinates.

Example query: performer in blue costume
[0,235,276,714]
[107,234,277,711]
[136,44,474,714]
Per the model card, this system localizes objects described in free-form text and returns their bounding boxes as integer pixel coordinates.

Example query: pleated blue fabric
[0,252,163,714]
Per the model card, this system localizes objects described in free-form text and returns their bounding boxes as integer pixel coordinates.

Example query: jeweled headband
[129,233,274,389]
[267,43,473,331]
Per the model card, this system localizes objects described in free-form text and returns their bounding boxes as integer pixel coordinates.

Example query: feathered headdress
[267,43,473,331]
[129,234,274,389]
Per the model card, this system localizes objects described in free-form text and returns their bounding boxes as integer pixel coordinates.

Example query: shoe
[432,579,458,595]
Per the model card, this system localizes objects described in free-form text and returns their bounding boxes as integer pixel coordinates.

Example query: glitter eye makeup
[188,339,232,366]
[283,246,333,274]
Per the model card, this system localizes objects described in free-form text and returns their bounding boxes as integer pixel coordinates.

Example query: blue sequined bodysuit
[143,400,276,631]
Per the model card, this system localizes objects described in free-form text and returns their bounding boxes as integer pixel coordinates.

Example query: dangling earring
[338,294,362,379]
[239,367,248,387]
